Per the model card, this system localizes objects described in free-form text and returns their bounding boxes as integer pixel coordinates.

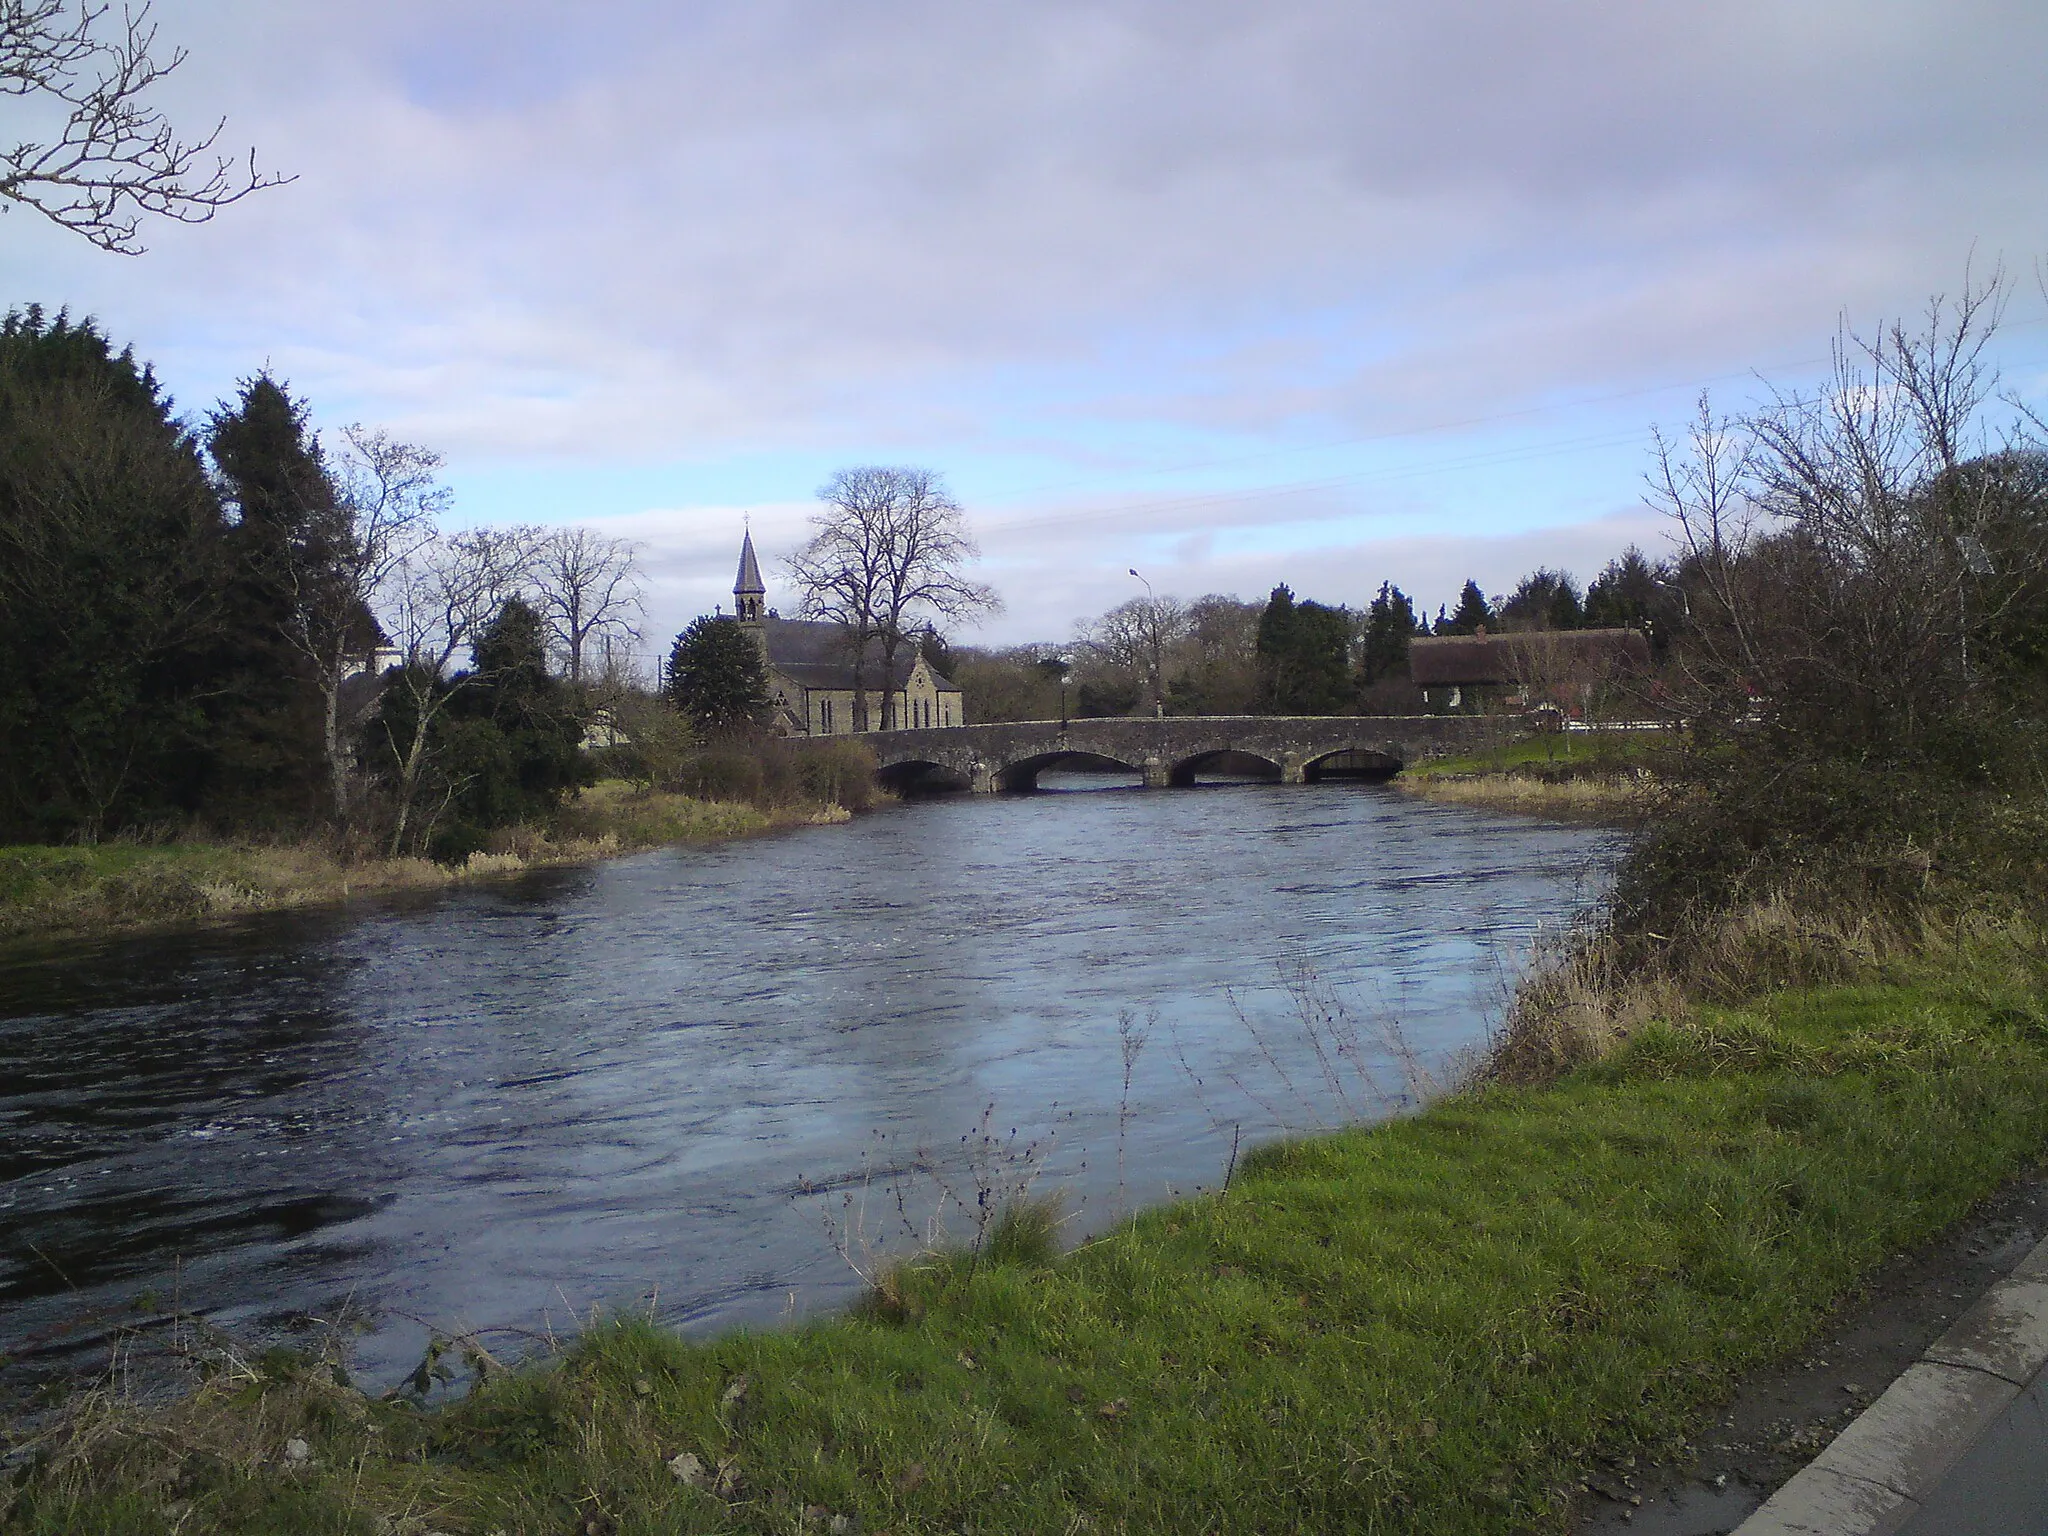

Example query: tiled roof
[763,617,961,692]
[1408,628,1650,686]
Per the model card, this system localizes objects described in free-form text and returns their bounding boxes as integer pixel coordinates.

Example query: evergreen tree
[917,628,957,680]
[205,374,340,823]
[1547,580,1585,631]
[1583,546,1662,627]
[434,598,586,850]
[1255,584,1352,713]
[1500,568,1582,630]
[1359,581,1421,685]
[0,307,230,840]
[1439,579,1495,635]
[665,615,768,732]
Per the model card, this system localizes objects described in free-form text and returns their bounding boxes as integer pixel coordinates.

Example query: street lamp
[1037,653,1072,730]
[1129,567,1163,717]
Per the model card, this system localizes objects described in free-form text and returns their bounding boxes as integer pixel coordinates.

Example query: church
[731,532,964,737]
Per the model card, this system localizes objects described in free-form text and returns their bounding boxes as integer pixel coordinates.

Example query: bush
[793,738,878,812]
[662,734,878,814]
[670,742,766,803]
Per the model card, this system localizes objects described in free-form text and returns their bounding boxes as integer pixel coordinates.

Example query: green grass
[13,961,2048,1535]
[1405,729,1666,781]
[0,842,318,941]
[0,787,824,945]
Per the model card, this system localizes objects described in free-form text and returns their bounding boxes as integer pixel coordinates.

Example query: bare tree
[789,466,1000,730]
[1649,268,2048,758]
[1648,391,1764,709]
[1082,593,1189,713]
[2,0,288,253]
[275,425,445,829]
[528,525,643,686]
[786,500,886,731]
[375,528,531,856]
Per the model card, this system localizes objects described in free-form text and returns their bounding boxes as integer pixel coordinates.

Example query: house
[732,532,964,735]
[1408,627,1650,715]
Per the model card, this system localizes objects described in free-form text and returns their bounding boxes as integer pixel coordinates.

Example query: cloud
[4,0,2042,636]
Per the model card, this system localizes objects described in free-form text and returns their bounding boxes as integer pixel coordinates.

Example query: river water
[0,781,1614,1388]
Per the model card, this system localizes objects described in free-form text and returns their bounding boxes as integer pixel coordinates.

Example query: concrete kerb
[1732,1234,2048,1536]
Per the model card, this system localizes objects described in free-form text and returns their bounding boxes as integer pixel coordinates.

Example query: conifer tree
[205,373,338,820]
[1440,579,1495,635]
[1500,568,1582,631]
[1255,584,1352,713]
[665,615,768,732]
[1359,581,1421,684]
[431,597,586,849]
[1583,546,1664,628]
[0,307,229,840]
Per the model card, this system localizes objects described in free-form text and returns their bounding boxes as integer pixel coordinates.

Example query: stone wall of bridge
[860,714,1530,792]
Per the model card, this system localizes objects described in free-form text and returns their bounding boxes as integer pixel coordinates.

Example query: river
[0,780,1614,1390]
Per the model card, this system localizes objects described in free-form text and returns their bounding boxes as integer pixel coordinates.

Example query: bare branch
[375,528,533,855]
[527,526,643,686]
[787,466,1001,729]
[0,0,290,253]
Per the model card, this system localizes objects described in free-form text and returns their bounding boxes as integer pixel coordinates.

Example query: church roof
[734,530,765,595]
[1408,627,1649,686]
[762,615,962,693]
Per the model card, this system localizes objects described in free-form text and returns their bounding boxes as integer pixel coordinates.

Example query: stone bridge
[862,714,1531,792]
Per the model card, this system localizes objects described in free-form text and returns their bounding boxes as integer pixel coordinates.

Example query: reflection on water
[0,784,1614,1385]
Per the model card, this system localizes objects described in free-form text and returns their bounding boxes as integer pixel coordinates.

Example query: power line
[976,327,2048,540]
[978,425,1651,538]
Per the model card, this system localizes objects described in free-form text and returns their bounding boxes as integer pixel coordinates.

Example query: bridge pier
[1280,751,1306,785]
[969,759,998,794]
[1141,755,1169,789]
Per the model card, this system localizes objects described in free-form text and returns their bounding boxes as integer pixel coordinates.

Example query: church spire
[733,528,765,627]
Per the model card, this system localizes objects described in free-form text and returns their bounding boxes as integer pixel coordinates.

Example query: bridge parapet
[859,714,1529,791]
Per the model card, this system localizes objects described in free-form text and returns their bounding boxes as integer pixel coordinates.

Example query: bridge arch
[1000,750,1143,792]
[874,758,973,795]
[860,714,1527,794]
[1304,747,1402,782]
[1167,749,1283,787]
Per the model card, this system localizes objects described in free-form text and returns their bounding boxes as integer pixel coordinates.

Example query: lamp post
[1037,653,1072,731]
[1129,567,1163,717]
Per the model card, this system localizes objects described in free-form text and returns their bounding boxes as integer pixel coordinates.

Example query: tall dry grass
[1489,886,2048,1086]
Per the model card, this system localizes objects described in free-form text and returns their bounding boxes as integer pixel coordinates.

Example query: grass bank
[1398,730,1669,821]
[0,782,845,947]
[9,914,2046,1534]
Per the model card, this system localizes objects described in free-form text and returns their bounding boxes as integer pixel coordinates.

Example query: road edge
[1733,1237,2048,1535]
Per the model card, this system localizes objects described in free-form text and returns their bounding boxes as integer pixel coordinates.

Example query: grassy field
[10,919,2045,1534]
[1398,730,1670,820]
[0,783,840,946]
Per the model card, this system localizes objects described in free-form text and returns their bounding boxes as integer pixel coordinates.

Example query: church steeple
[733,528,765,628]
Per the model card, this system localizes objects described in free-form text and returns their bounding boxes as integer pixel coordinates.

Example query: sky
[9,0,2048,658]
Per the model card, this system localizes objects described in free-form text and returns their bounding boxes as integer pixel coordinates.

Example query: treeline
[0,307,645,857]
[953,550,1681,723]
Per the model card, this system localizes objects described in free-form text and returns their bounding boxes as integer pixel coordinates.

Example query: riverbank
[9,907,2043,1535]
[0,782,850,947]
[1399,731,1669,821]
